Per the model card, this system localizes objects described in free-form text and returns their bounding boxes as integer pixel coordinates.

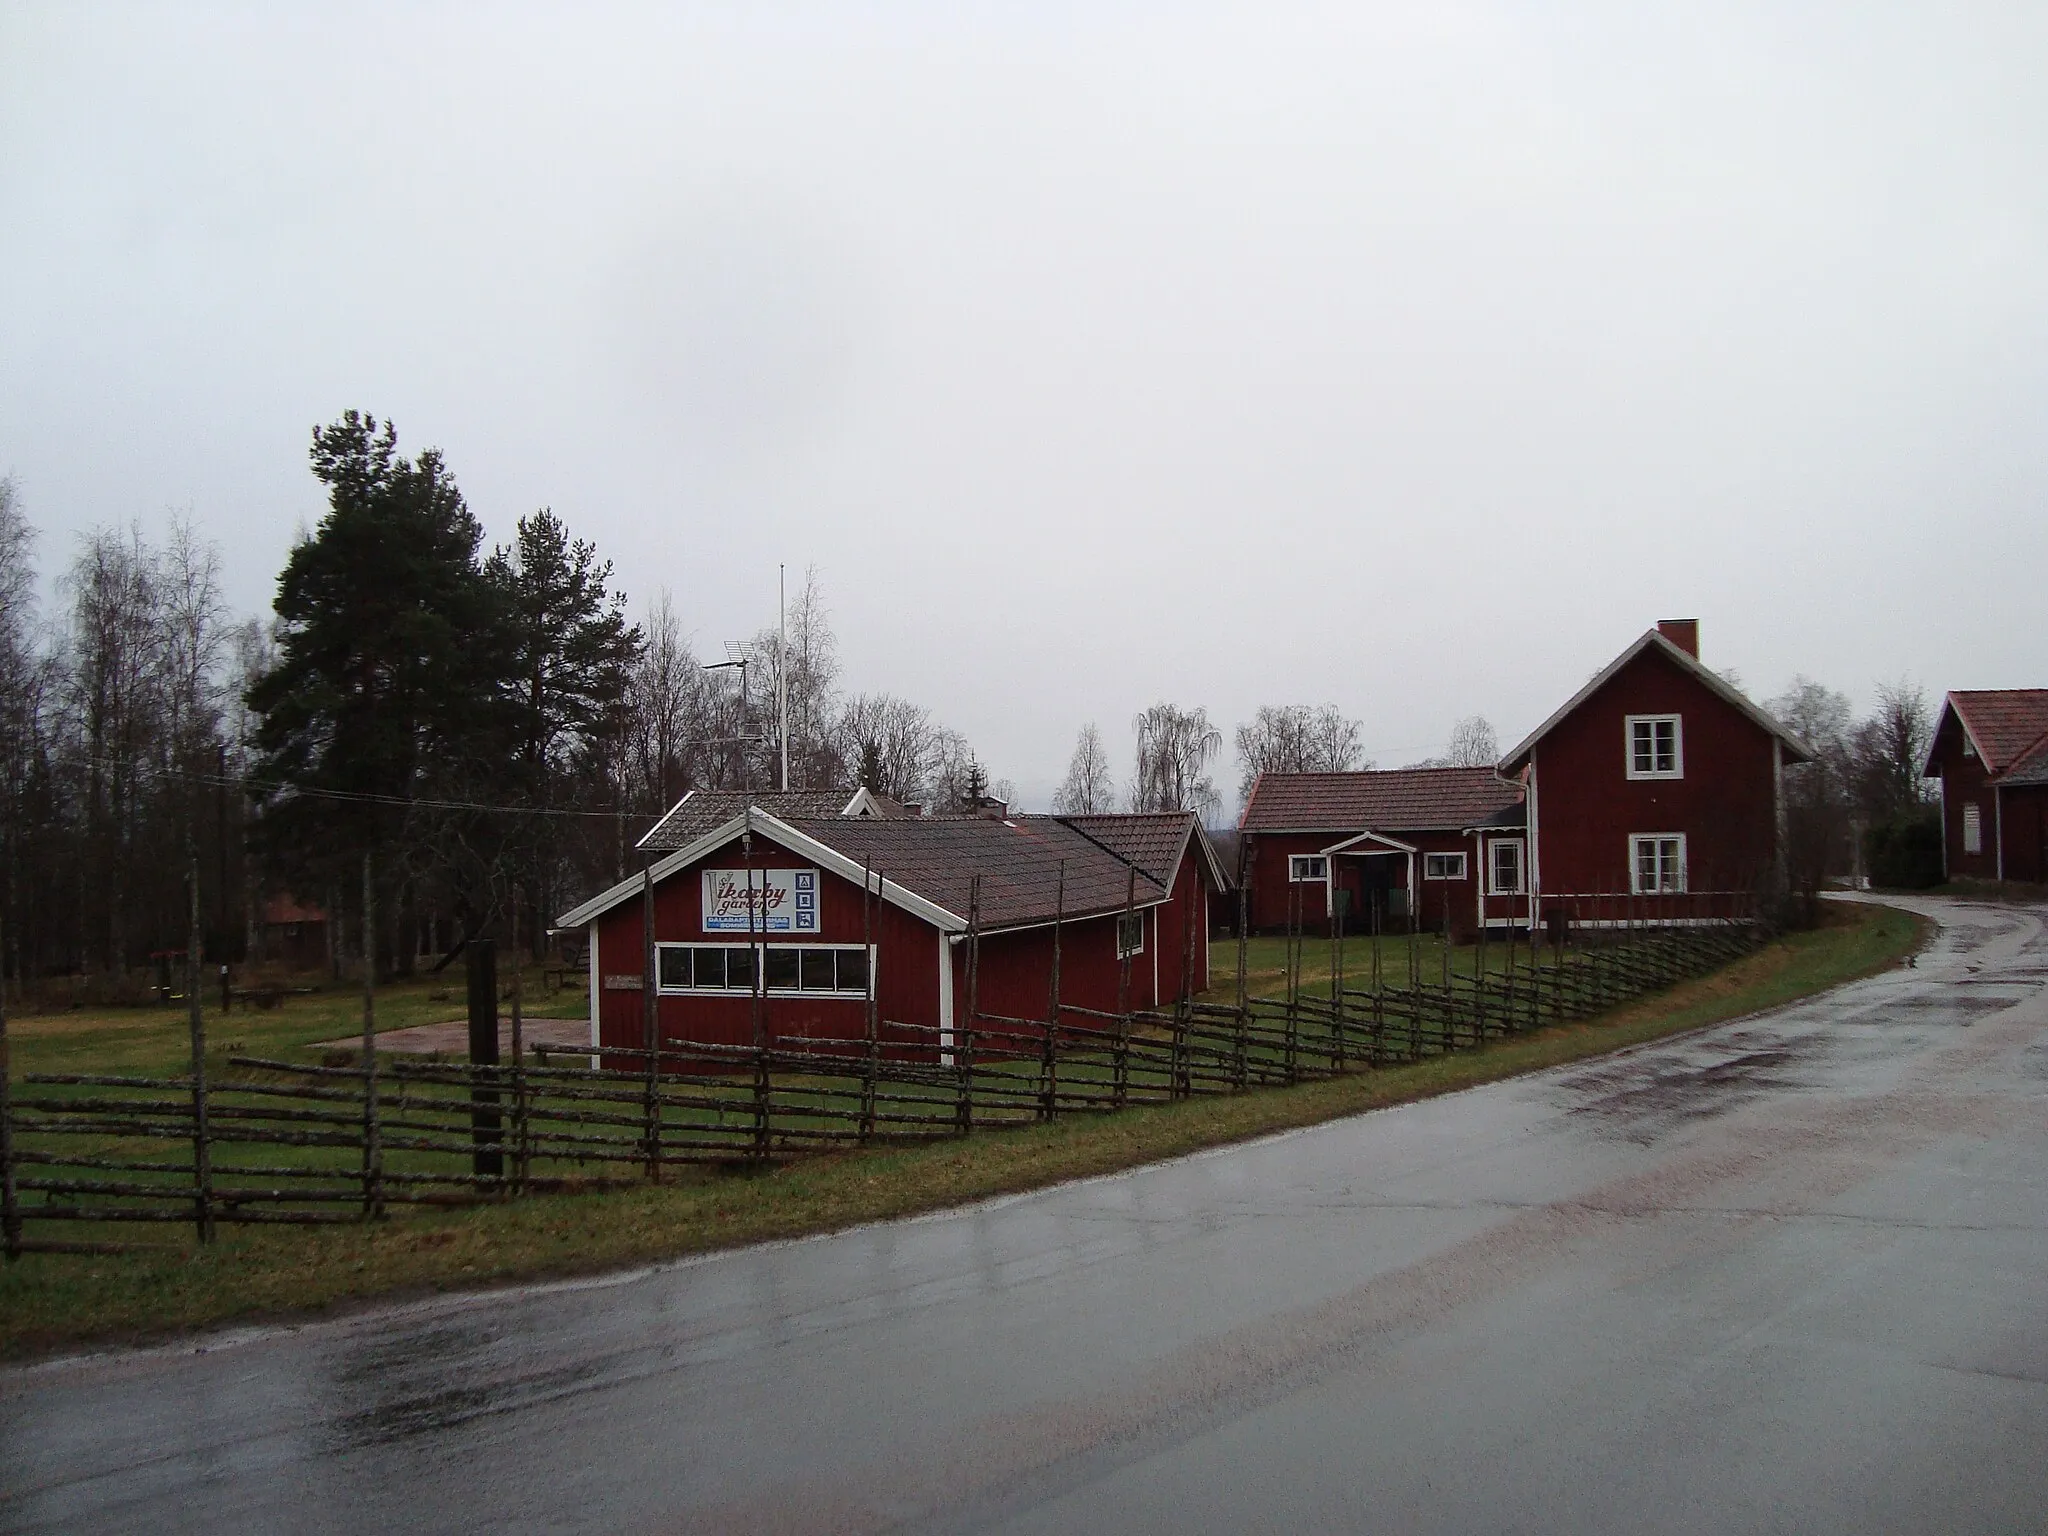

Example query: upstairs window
[1630,835,1686,894]
[1288,854,1328,882]
[1117,911,1145,958]
[1423,852,1467,880]
[1963,803,1983,855]
[1626,715,1683,779]
[1488,839,1526,895]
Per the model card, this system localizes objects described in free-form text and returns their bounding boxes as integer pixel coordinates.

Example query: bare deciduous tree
[1133,703,1221,819]
[1851,679,1934,822]
[1233,704,1366,801]
[1444,715,1498,768]
[1054,722,1117,813]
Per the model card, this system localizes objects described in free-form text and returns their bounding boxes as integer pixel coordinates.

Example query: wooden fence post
[1234,844,1250,1091]
[863,861,879,1141]
[187,853,214,1243]
[0,912,17,1261]
[1040,865,1063,1122]
[748,861,770,1162]
[510,886,528,1193]
[1114,868,1133,1109]
[642,862,661,1179]
[960,874,978,1135]
[467,936,503,1183]
[361,852,383,1221]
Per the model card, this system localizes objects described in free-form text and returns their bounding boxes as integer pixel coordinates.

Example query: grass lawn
[0,900,1926,1361]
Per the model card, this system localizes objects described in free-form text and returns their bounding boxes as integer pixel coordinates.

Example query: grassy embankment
[0,900,1925,1360]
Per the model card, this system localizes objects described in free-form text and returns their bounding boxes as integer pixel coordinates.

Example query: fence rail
[1,899,1760,1255]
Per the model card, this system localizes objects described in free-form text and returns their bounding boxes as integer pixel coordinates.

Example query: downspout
[1526,752,1541,932]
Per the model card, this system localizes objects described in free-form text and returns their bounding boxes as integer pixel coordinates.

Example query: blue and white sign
[701,867,823,934]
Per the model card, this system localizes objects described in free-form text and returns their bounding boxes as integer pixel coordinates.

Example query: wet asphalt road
[6,896,2048,1534]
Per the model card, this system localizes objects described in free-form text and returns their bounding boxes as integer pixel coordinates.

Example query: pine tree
[247,412,498,892]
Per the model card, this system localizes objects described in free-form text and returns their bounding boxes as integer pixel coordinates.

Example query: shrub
[1865,806,1943,889]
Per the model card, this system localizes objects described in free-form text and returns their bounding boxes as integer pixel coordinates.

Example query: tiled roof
[1046,813,1193,884]
[782,815,1165,929]
[639,789,878,850]
[1240,768,1524,833]
[2003,741,2048,788]
[1948,691,2048,780]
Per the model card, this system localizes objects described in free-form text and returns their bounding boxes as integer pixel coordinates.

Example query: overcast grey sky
[4,2,2044,809]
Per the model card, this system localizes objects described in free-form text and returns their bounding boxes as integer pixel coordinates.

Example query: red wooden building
[1500,619,1811,918]
[555,805,1226,1063]
[1922,690,2048,884]
[1236,768,1527,940]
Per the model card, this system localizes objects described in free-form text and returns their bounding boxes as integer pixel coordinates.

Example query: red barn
[1922,690,2048,884]
[554,805,1226,1064]
[1499,620,1812,916]
[1236,768,1527,940]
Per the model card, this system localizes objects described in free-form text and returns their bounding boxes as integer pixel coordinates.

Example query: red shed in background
[1236,768,1526,941]
[1922,690,2048,884]
[1499,620,1811,919]
[555,805,1226,1066]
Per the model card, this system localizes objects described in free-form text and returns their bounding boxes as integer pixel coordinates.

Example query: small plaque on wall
[602,973,643,990]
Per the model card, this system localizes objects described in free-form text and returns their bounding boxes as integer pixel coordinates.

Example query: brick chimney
[1657,618,1700,659]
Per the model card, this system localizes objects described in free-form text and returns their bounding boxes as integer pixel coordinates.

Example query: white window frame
[1487,838,1526,895]
[1288,854,1328,883]
[1422,852,1467,881]
[1116,910,1145,959]
[1625,714,1684,780]
[1962,802,1983,856]
[655,941,875,999]
[1629,834,1687,894]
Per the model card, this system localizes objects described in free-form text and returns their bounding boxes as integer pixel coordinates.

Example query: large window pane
[799,948,836,990]
[725,946,754,990]
[658,946,690,989]
[764,946,800,991]
[690,947,723,989]
[836,947,869,994]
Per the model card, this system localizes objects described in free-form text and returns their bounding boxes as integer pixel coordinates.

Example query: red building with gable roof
[1236,767,1527,940]
[1922,690,2048,884]
[555,804,1226,1064]
[1499,620,1811,916]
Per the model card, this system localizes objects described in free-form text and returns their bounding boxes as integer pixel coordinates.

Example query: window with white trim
[1117,910,1145,958]
[1626,715,1683,779]
[1488,839,1526,895]
[656,942,872,997]
[1963,803,1983,855]
[1422,852,1467,880]
[1630,835,1686,894]
[1288,854,1328,882]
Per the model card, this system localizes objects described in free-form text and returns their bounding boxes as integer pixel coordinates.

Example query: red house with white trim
[554,804,1226,1064]
[1237,769,1527,940]
[1499,620,1811,916]
[1922,690,2048,884]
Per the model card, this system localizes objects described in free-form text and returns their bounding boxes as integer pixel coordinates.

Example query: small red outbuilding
[555,804,1226,1064]
[1922,690,2048,885]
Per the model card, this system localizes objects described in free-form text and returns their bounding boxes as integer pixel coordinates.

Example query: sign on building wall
[701,867,822,934]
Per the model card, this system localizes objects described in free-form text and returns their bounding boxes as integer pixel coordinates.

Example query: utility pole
[778,563,789,792]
